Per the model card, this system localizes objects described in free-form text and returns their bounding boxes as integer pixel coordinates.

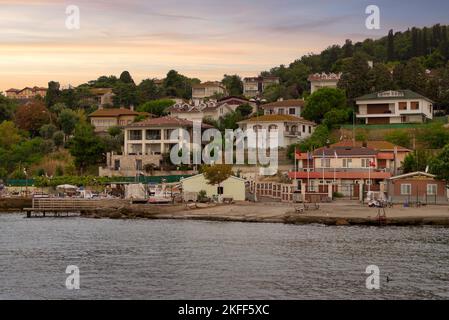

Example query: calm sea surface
[1,213,449,300]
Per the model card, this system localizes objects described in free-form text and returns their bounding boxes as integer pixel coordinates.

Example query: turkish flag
[369,161,376,167]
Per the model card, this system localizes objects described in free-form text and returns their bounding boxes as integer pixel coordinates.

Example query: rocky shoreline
[3,198,449,227]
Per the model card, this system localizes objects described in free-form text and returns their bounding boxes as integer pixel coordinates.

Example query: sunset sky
[1,0,449,92]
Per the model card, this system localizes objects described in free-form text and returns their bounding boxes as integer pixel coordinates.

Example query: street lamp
[249,96,266,202]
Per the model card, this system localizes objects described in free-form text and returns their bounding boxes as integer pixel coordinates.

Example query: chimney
[367,61,374,69]
[130,104,134,111]
[278,97,284,102]
[362,141,367,148]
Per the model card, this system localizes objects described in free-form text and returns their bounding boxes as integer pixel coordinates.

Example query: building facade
[262,99,305,117]
[356,90,433,124]
[237,114,316,148]
[243,76,280,97]
[387,172,448,204]
[99,116,212,177]
[6,86,47,99]
[181,174,246,201]
[290,146,393,197]
[192,81,227,104]
[89,108,150,133]
[308,73,341,94]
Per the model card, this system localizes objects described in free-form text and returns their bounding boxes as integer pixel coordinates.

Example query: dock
[24,198,105,218]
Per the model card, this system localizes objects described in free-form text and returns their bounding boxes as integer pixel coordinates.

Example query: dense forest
[261,24,449,112]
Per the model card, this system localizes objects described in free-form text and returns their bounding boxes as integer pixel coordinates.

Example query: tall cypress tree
[387,29,395,61]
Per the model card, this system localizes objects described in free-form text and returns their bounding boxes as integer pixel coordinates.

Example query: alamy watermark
[65,5,80,30]
[365,265,380,290]
[365,5,380,30]
[168,122,279,174]
[65,265,80,290]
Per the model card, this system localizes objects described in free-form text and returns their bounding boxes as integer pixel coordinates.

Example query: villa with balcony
[99,116,213,177]
[356,90,433,125]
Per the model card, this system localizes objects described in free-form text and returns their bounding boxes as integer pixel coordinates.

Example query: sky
[1,0,449,92]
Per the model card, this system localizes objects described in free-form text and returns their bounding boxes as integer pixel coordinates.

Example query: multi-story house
[262,99,305,117]
[308,73,341,94]
[243,76,280,97]
[88,108,151,133]
[89,88,115,108]
[192,81,227,104]
[99,116,213,177]
[6,86,47,99]
[237,114,316,148]
[356,90,433,124]
[290,146,395,197]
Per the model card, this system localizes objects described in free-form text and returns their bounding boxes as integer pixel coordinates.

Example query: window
[411,101,419,110]
[401,184,411,195]
[268,124,278,131]
[308,126,311,134]
[135,160,143,171]
[427,184,437,195]
[146,129,161,140]
[343,159,352,168]
[114,160,120,170]
[289,108,296,115]
[399,102,407,110]
[302,125,306,133]
[217,186,224,195]
[361,159,371,168]
[278,109,285,115]
[320,158,331,168]
[128,130,142,140]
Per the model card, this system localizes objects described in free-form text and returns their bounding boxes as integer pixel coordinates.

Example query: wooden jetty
[24,198,104,218]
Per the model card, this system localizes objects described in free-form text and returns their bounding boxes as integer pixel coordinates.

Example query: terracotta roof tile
[262,99,305,108]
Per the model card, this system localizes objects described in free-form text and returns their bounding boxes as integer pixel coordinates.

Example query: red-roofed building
[6,86,47,99]
[289,145,396,197]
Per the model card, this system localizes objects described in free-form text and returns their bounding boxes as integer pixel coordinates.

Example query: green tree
[368,63,395,92]
[39,124,57,139]
[222,74,243,96]
[45,81,61,107]
[430,144,449,182]
[137,99,175,116]
[236,104,253,118]
[0,94,17,121]
[402,150,433,173]
[137,79,163,104]
[338,53,371,101]
[203,164,233,186]
[52,131,65,149]
[119,71,135,85]
[416,124,449,149]
[0,121,22,149]
[302,88,347,123]
[68,123,105,173]
[58,109,79,136]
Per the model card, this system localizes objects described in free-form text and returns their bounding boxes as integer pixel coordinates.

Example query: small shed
[387,171,448,205]
[181,174,246,201]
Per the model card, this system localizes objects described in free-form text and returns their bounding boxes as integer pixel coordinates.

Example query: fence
[5,175,191,187]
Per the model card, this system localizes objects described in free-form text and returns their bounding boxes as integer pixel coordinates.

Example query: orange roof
[289,171,391,180]
[89,108,140,117]
[377,152,394,160]
[331,140,410,151]
[126,116,214,128]
[239,114,315,125]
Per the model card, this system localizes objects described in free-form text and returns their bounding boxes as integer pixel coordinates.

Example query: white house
[356,90,433,124]
[237,114,316,148]
[181,174,246,201]
[308,73,341,94]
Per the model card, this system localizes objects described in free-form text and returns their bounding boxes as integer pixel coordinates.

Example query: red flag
[369,160,376,167]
